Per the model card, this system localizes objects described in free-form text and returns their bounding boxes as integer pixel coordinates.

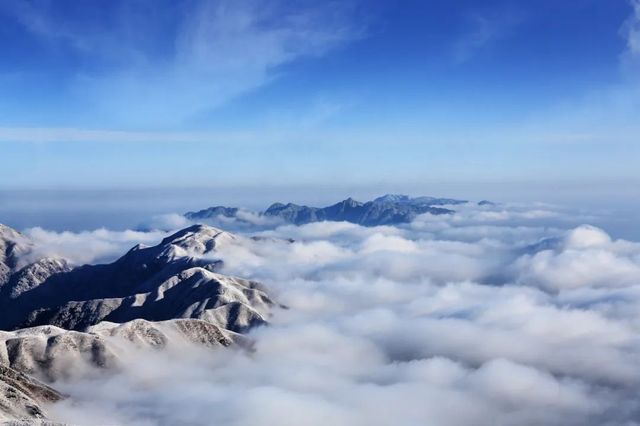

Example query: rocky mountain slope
[185,194,466,227]
[0,317,247,422]
[1,318,244,382]
[0,363,64,422]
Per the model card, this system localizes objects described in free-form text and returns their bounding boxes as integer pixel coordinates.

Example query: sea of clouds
[17,201,640,425]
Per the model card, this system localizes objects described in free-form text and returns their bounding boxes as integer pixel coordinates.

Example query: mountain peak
[342,197,361,206]
[265,202,302,213]
[161,224,227,243]
[266,202,285,210]
[160,224,234,256]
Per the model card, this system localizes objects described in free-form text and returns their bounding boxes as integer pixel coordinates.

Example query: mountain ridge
[0,225,273,334]
[186,194,468,227]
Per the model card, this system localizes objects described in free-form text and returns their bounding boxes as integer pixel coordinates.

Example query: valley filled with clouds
[17,201,640,426]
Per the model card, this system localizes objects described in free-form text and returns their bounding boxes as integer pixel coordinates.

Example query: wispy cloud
[621,0,640,78]
[452,10,522,63]
[623,0,640,57]
[2,0,365,125]
[0,126,244,144]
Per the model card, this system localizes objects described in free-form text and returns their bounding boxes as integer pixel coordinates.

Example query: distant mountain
[186,194,467,227]
[371,194,465,206]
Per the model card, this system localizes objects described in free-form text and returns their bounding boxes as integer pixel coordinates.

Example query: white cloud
[515,225,640,291]
[563,225,612,249]
[9,201,640,425]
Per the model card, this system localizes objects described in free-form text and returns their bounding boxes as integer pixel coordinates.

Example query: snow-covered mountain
[0,224,273,333]
[0,223,276,422]
[185,194,466,227]
[1,318,246,382]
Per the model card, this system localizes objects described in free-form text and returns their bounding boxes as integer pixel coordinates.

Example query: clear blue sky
[0,0,638,190]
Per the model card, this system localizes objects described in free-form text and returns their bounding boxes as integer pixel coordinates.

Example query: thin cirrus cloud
[622,0,640,58]
[0,95,350,143]
[3,0,364,126]
[0,127,246,144]
[452,9,522,63]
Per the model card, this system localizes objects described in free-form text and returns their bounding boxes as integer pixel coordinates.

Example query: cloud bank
[21,201,640,425]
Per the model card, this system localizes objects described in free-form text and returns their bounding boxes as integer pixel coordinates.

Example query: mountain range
[0,223,276,422]
[185,194,468,227]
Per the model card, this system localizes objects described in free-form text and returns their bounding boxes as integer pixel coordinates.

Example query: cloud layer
[22,202,640,425]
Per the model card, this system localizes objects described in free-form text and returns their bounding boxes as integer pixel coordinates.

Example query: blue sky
[0,0,639,192]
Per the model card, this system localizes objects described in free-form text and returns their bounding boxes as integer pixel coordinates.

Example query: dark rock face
[186,194,467,227]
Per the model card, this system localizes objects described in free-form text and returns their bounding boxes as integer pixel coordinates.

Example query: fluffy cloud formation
[515,225,640,291]
[17,201,640,425]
